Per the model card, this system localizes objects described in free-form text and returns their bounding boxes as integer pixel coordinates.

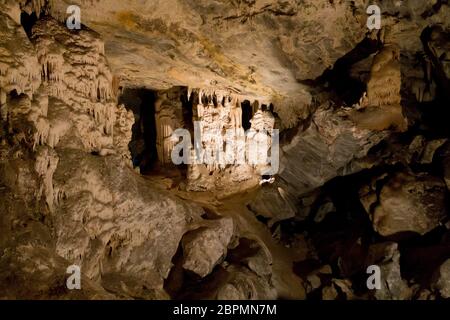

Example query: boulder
[360,172,447,236]
[182,218,234,278]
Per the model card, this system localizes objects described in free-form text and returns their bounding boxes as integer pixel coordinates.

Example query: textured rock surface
[182,218,234,277]
[215,265,277,300]
[0,7,205,299]
[1,0,450,301]
[360,172,447,236]
[53,151,206,296]
[47,0,369,111]
[249,103,388,219]
[367,242,412,300]
[433,259,450,298]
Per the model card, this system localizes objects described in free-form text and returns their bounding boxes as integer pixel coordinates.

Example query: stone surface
[366,242,412,300]
[250,103,388,220]
[182,218,234,278]
[46,0,369,116]
[215,265,277,300]
[433,259,450,299]
[360,172,447,236]
[1,0,450,301]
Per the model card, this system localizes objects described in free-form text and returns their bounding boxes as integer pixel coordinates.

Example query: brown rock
[361,172,447,236]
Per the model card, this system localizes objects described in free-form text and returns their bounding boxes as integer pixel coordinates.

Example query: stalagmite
[184,87,276,190]
[230,97,242,130]
[366,44,401,107]
[351,30,407,132]
[247,107,275,171]
[155,92,182,165]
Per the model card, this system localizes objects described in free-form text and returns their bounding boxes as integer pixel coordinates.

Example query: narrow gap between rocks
[119,88,159,173]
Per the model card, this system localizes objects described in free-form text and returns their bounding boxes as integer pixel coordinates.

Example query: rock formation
[433,259,450,299]
[154,90,183,165]
[360,172,447,236]
[0,0,450,302]
[351,35,407,131]
[184,89,276,193]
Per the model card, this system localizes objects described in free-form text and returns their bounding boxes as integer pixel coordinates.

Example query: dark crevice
[20,11,38,39]
[181,89,194,134]
[300,35,383,106]
[118,88,158,173]
[421,0,448,18]
[420,26,450,104]
[241,100,253,131]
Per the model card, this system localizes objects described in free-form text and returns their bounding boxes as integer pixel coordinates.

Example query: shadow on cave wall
[118,88,159,174]
[119,86,195,176]
[300,34,383,106]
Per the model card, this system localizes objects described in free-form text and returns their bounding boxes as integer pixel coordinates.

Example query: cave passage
[119,88,158,174]
[305,35,383,106]
[20,11,38,38]
[181,88,194,134]
[241,100,253,131]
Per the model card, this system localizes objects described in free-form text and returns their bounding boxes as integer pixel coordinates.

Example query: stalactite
[230,97,242,130]
[186,87,276,190]
[31,0,47,18]
[27,16,119,153]
[0,11,41,97]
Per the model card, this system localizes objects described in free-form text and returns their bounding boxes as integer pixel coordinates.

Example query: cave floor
[142,172,307,299]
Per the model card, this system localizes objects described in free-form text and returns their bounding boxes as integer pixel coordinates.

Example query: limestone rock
[433,259,450,299]
[215,265,276,300]
[1,0,450,302]
[247,185,297,226]
[351,42,407,132]
[0,9,41,98]
[366,242,412,300]
[304,264,333,294]
[360,172,447,236]
[314,198,336,223]
[250,104,388,219]
[182,218,234,278]
[321,285,338,300]
[46,0,370,118]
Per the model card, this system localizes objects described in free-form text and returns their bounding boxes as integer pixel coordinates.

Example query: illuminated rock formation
[366,44,401,107]
[351,33,407,132]
[155,92,182,165]
[1,0,450,302]
[184,89,276,192]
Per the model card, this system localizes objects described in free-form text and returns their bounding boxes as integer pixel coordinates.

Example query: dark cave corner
[20,11,38,39]
[118,88,159,174]
[118,86,193,178]
[118,87,279,179]
[302,33,383,107]
[286,162,450,299]
[241,100,253,131]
